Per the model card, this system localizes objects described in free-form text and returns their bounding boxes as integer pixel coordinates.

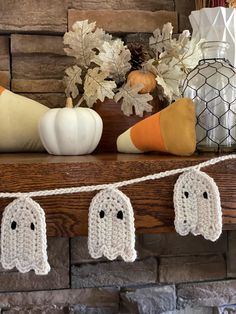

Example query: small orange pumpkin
[127,70,157,94]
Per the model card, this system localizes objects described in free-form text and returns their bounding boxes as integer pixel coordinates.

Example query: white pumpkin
[38,98,103,155]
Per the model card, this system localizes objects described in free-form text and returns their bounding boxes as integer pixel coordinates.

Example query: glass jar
[182,41,236,153]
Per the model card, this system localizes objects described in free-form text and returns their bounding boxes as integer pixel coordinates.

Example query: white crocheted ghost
[1,197,50,274]
[174,170,222,241]
[88,188,136,262]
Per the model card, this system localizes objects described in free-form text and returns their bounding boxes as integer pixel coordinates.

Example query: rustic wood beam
[0,153,234,237]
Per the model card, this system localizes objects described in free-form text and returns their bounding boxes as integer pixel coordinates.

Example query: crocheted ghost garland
[174,170,222,241]
[88,188,136,262]
[0,154,234,274]
[1,197,50,275]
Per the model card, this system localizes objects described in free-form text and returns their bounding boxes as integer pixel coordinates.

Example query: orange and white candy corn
[117,98,196,156]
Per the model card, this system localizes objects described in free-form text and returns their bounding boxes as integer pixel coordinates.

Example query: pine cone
[127,43,148,70]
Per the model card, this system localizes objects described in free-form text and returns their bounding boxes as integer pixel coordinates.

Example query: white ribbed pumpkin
[38,98,103,155]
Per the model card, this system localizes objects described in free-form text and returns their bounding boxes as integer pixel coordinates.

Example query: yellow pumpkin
[127,70,157,94]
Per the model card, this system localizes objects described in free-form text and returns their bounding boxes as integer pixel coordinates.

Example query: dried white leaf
[146,24,203,102]
[179,38,204,71]
[178,30,191,48]
[84,67,116,107]
[156,62,185,101]
[149,22,173,57]
[63,20,109,68]
[114,83,153,117]
[93,39,131,83]
[63,65,82,98]
[145,58,158,76]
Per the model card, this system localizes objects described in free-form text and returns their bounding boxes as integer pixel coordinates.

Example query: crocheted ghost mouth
[174,170,222,242]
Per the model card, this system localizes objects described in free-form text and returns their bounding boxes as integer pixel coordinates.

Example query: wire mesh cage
[183,42,236,153]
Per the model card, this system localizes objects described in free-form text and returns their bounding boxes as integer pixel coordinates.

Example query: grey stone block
[0,288,119,313]
[125,33,151,46]
[2,306,70,313]
[71,257,158,288]
[0,238,69,292]
[177,280,236,309]
[164,308,214,314]
[159,254,226,283]
[72,305,118,314]
[121,285,176,314]
[214,304,236,314]
[140,232,227,257]
[71,236,106,264]
[71,236,143,264]
[227,231,236,278]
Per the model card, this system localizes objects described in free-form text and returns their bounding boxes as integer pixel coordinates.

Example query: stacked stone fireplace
[0,233,235,313]
[0,0,235,313]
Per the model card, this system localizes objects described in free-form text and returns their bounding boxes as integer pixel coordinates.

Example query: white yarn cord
[0,154,235,198]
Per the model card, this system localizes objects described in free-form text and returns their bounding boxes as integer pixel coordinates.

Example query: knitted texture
[1,197,50,274]
[174,170,222,241]
[88,188,137,262]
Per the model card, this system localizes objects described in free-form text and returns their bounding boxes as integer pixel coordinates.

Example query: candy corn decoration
[117,98,196,156]
[0,87,49,152]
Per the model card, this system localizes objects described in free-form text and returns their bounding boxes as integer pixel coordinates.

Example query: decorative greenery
[63,20,152,117]
[145,23,203,102]
[63,20,203,116]
[83,68,116,108]
[114,82,153,116]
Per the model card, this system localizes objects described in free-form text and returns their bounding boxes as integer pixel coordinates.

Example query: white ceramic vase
[189,7,236,67]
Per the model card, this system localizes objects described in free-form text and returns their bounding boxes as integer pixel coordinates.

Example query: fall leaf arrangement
[63,20,203,117]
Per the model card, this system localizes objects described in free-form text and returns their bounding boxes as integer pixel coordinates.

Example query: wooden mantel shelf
[0,153,235,237]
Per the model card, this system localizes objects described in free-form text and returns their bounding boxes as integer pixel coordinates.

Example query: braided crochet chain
[0,154,235,198]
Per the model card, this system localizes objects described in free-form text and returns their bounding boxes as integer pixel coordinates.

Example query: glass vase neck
[202,41,229,60]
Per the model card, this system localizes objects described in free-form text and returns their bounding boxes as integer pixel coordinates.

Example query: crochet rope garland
[0,154,235,275]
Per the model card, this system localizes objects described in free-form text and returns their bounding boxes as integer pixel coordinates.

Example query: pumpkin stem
[66,97,73,108]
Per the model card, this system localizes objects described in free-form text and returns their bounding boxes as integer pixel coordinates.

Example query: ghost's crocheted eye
[11,221,17,230]
[184,191,189,198]
[117,210,123,220]
[30,223,35,231]
[203,191,208,199]
[99,210,105,218]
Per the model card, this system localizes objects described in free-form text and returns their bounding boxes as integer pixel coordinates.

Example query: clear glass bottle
[183,41,236,152]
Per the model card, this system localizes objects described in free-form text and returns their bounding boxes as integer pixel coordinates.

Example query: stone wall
[1,232,236,313]
[2,1,236,313]
[0,0,193,107]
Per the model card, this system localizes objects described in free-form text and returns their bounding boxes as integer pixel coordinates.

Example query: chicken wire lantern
[182,41,236,153]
